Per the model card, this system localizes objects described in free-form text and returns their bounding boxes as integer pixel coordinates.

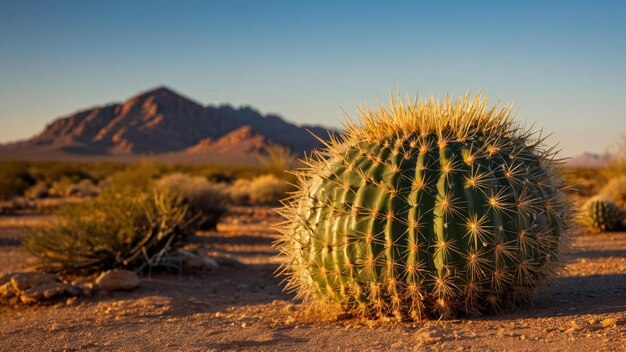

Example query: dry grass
[155,173,230,230]
[229,174,291,205]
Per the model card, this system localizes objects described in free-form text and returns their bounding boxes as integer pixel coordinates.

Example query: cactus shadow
[572,249,626,259]
[205,333,308,350]
[0,238,20,246]
[523,273,626,318]
[85,262,292,320]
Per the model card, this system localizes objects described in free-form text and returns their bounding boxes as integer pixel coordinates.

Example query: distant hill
[0,86,333,163]
[565,152,613,168]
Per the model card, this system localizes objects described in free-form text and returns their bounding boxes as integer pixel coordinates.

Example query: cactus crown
[275,93,571,320]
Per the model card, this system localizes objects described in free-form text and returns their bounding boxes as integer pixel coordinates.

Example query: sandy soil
[1,206,624,351]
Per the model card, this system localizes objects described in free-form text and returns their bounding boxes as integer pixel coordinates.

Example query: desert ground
[1,206,624,351]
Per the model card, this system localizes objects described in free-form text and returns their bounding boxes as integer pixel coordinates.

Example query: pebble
[600,318,616,328]
[95,270,141,291]
[65,297,78,306]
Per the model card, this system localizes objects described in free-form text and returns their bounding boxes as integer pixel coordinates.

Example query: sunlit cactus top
[275,93,572,320]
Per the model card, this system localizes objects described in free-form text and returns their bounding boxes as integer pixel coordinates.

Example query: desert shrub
[65,179,100,198]
[28,162,90,185]
[604,135,626,179]
[256,145,298,175]
[230,178,253,204]
[86,162,127,182]
[155,173,230,230]
[48,177,74,197]
[24,186,196,273]
[562,167,608,199]
[195,167,234,183]
[0,197,37,215]
[229,174,291,205]
[0,162,36,200]
[598,175,626,210]
[101,162,163,193]
[25,182,49,199]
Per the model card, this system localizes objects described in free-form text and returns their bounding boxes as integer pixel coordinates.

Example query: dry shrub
[155,173,230,230]
[229,174,291,205]
[25,182,49,200]
[0,197,37,215]
[66,179,100,198]
[0,162,35,200]
[598,175,626,210]
[48,177,73,197]
[24,187,196,273]
[255,145,298,174]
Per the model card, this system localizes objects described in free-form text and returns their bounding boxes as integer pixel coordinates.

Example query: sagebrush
[24,187,197,273]
[230,174,291,205]
[155,173,230,230]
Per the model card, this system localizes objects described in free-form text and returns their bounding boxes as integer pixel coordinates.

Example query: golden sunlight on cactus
[275,93,573,320]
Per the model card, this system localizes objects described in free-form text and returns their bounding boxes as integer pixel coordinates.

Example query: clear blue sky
[1,0,625,156]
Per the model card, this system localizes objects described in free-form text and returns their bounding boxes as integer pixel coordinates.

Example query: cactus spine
[276,93,571,320]
[581,197,624,232]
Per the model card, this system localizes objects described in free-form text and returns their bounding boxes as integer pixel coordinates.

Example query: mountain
[566,152,613,168]
[0,86,332,162]
[185,126,273,155]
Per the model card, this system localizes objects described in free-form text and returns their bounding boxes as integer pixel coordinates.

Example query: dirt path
[1,208,624,351]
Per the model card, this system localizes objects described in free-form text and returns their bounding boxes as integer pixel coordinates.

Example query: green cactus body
[277,94,571,320]
[582,198,624,232]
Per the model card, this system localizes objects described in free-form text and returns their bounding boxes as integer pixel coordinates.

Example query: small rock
[600,318,616,328]
[336,312,352,320]
[568,319,583,328]
[95,270,141,291]
[0,281,17,298]
[390,342,404,349]
[211,254,245,268]
[64,284,82,297]
[0,273,14,286]
[179,251,204,270]
[66,297,78,306]
[74,282,95,296]
[418,328,445,345]
[10,272,58,291]
[497,328,506,338]
[201,257,219,271]
[20,281,72,304]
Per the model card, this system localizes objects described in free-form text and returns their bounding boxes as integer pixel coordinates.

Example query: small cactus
[275,93,572,320]
[581,197,625,232]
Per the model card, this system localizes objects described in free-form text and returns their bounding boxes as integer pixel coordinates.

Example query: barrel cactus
[276,94,572,320]
[581,197,624,232]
